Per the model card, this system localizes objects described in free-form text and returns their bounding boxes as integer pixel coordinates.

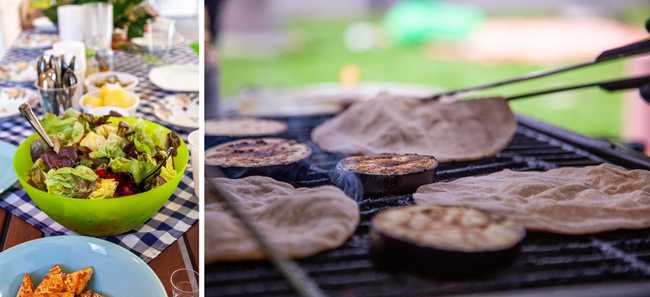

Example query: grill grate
[206,115,650,297]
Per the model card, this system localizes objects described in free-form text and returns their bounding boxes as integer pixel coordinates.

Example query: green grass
[220,20,626,138]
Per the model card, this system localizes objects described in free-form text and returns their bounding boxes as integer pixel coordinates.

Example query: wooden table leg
[0,209,7,250]
[2,214,43,250]
[185,223,199,271]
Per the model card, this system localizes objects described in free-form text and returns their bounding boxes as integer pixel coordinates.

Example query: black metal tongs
[425,18,650,103]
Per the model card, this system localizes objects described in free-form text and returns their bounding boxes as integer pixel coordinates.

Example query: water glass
[57,5,84,41]
[147,17,176,55]
[35,82,81,115]
[171,268,199,297]
[83,2,113,50]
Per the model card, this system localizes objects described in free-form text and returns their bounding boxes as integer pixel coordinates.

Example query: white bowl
[79,90,140,116]
[85,71,139,93]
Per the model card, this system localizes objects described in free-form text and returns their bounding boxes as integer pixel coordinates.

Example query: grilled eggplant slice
[205,118,288,148]
[370,205,525,276]
[205,138,311,182]
[332,153,437,199]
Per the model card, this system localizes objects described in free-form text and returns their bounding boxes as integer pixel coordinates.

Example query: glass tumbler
[171,268,199,297]
[35,81,81,115]
[83,2,113,50]
[147,17,176,55]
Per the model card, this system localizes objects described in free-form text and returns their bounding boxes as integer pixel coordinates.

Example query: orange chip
[16,273,34,297]
[64,267,93,294]
[33,265,66,294]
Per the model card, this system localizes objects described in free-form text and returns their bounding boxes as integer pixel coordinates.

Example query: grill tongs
[425,21,650,102]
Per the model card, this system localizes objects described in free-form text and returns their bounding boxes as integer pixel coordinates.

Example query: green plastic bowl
[13,117,189,236]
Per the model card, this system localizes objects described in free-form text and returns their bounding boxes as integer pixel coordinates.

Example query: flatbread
[205,176,359,263]
[311,94,516,162]
[414,163,650,234]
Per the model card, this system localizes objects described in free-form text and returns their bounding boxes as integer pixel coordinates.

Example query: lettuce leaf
[89,133,126,159]
[131,120,169,155]
[109,156,157,184]
[28,158,49,191]
[41,109,86,145]
[45,165,98,198]
[95,124,118,138]
[160,158,176,182]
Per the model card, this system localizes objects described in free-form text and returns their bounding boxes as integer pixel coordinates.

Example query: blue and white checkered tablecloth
[0,31,199,262]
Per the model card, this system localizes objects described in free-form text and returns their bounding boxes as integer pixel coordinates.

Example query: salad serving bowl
[13,117,189,236]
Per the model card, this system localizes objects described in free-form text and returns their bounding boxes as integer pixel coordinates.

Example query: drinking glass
[171,268,199,297]
[147,17,176,55]
[57,5,84,41]
[83,3,113,50]
[35,82,81,115]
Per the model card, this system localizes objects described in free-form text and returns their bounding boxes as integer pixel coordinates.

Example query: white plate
[85,71,139,92]
[153,94,199,129]
[14,34,57,49]
[0,88,39,118]
[148,64,199,92]
[0,60,37,82]
[0,60,37,83]
[131,33,185,48]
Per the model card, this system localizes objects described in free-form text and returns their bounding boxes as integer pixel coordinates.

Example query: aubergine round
[331,153,438,199]
[205,138,311,182]
[370,205,525,277]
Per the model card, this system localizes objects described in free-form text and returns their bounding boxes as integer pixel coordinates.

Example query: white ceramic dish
[79,90,140,116]
[84,71,139,92]
[0,60,37,82]
[14,34,57,49]
[0,88,39,118]
[153,94,198,129]
[148,64,199,92]
[131,33,185,48]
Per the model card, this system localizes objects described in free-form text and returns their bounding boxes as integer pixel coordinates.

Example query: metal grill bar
[206,114,650,297]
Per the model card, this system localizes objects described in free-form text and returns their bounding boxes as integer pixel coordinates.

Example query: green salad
[28,109,181,198]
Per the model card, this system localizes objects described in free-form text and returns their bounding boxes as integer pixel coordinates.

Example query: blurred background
[207,0,650,155]
[0,0,198,55]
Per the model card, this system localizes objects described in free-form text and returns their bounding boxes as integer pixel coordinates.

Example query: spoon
[36,56,47,75]
[68,56,76,72]
[19,103,58,153]
[51,56,62,89]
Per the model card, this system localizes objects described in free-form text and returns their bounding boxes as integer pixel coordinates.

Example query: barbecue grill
[205,112,650,297]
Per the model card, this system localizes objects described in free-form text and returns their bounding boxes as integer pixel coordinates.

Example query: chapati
[311,94,516,162]
[414,163,650,234]
[205,176,360,262]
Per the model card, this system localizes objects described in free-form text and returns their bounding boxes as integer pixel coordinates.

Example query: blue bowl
[0,236,167,297]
